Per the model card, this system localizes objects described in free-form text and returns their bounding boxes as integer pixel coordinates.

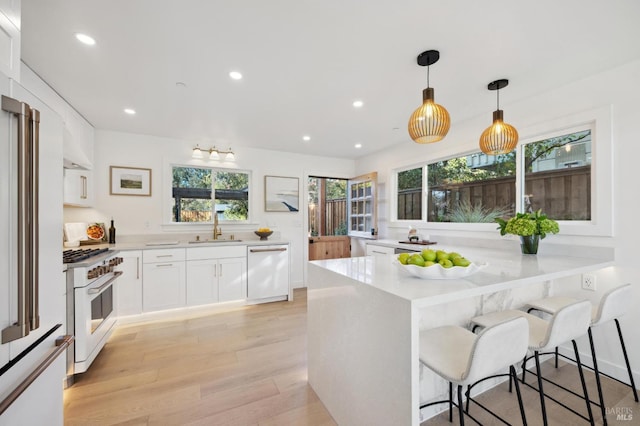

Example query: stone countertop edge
[111,239,289,251]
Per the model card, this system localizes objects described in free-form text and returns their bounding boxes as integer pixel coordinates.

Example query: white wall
[64,130,355,287]
[355,59,640,386]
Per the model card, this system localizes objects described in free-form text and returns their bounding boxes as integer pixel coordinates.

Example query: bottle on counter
[108,219,116,244]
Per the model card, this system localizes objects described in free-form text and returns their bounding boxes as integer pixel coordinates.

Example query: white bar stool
[470,300,594,426]
[526,283,638,426]
[419,317,529,425]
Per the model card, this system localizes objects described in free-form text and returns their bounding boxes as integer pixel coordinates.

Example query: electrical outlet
[582,273,596,291]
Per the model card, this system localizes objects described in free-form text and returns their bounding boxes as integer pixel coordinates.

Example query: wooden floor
[65,288,638,425]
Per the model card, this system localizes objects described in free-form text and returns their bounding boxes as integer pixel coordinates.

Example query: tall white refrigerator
[0,70,68,425]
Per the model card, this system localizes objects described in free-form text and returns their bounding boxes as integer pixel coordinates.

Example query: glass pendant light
[479,79,518,155]
[408,50,451,144]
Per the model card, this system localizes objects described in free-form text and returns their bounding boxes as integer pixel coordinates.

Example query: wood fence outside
[309,198,347,235]
[405,166,591,221]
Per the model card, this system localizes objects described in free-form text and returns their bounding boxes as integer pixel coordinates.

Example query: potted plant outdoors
[495,210,560,254]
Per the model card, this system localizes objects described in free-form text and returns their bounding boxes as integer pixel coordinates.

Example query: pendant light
[479,79,518,155]
[408,50,450,144]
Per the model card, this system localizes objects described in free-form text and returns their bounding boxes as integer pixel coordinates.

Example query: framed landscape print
[264,175,299,212]
[110,166,152,196]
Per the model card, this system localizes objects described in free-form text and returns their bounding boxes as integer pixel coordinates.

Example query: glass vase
[520,235,540,254]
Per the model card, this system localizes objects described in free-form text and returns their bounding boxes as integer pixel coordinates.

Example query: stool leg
[615,319,639,402]
[449,381,453,422]
[457,385,465,426]
[588,328,607,425]
[534,351,548,426]
[521,355,528,384]
[511,365,527,426]
[573,339,595,426]
[465,384,471,412]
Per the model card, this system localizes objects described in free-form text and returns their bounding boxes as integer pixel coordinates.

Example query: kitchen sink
[188,239,242,244]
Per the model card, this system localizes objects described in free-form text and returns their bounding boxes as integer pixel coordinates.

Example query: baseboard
[557,344,639,391]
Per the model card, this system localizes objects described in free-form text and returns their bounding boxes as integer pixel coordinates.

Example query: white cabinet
[63,168,93,207]
[0,0,20,81]
[365,243,395,257]
[63,107,94,169]
[116,251,143,316]
[142,248,186,312]
[186,245,246,306]
[247,245,290,301]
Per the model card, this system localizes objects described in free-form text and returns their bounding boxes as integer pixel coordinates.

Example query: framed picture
[264,175,299,212]
[110,166,152,196]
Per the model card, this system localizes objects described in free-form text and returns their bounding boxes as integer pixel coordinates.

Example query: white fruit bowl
[394,260,488,280]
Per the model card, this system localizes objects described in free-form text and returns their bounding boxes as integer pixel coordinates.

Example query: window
[426,152,515,223]
[171,166,249,222]
[397,167,423,220]
[522,128,591,220]
[394,129,593,223]
[347,172,377,237]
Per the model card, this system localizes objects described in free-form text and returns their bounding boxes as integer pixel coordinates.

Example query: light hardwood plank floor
[65,288,638,425]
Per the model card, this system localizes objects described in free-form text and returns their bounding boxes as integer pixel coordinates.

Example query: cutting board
[64,222,88,242]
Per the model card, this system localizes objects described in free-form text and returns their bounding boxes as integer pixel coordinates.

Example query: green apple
[421,249,437,262]
[397,253,410,265]
[424,261,436,267]
[407,254,425,267]
[453,257,471,267]
[448,252,462,260]
[439,258,453,268]
[435,250,450,261]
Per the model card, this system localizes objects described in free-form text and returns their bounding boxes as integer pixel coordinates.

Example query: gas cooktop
[63,248,111,264]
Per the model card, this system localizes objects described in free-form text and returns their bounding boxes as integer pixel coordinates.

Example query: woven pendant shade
[408,88,451,144]
[479,110,518,155]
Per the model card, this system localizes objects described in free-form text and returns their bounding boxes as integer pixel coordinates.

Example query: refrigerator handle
[30,108,40,330]
[1,95,34,344]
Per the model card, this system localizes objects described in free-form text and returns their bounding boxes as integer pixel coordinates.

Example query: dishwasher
[247,244,290,302]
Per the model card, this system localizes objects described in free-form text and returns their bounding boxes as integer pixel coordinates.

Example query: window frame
[164,162,253,226]
[390,105,613,236]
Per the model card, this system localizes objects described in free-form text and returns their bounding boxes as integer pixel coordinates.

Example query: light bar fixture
[192,145,235,161]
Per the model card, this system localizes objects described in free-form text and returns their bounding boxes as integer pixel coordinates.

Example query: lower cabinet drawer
[143,248,186,264]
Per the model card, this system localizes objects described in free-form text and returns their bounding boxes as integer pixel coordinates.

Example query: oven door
[74,271,121,372]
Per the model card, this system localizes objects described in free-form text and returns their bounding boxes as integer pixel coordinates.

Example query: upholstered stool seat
[525,284,638,425]
[470,300,594,426]
[419,317,529,425]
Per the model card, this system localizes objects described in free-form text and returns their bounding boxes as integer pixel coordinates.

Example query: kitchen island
[307,244,614,426]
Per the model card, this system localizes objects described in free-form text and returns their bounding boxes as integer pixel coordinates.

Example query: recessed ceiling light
[75,33,96,46]
[176,82,187,88]
[124,108,136,115]
[353,100,364,108]
[229,71,243,80]
[355,143,362,149]
[302,135,311,141]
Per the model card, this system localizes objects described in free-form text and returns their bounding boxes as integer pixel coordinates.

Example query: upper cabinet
[63,168,93,207]
[0,0,20,80]
[63,107,94,169]
[20,65,94,169]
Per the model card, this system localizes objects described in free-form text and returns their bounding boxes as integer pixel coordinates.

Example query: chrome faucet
[213,214,222,240]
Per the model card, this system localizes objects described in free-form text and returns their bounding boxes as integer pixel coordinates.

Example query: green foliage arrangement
[495,210,560,238]
[449,201,510,223]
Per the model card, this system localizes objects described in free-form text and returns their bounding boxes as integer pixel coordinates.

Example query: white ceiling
[21,1,640,159]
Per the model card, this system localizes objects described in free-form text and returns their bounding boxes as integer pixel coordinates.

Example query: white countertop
[309,244,614,308]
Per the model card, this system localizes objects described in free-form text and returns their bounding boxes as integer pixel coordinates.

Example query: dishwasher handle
[249,247,287,253]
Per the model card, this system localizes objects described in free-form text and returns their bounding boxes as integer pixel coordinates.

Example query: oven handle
[88,271,123,295]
